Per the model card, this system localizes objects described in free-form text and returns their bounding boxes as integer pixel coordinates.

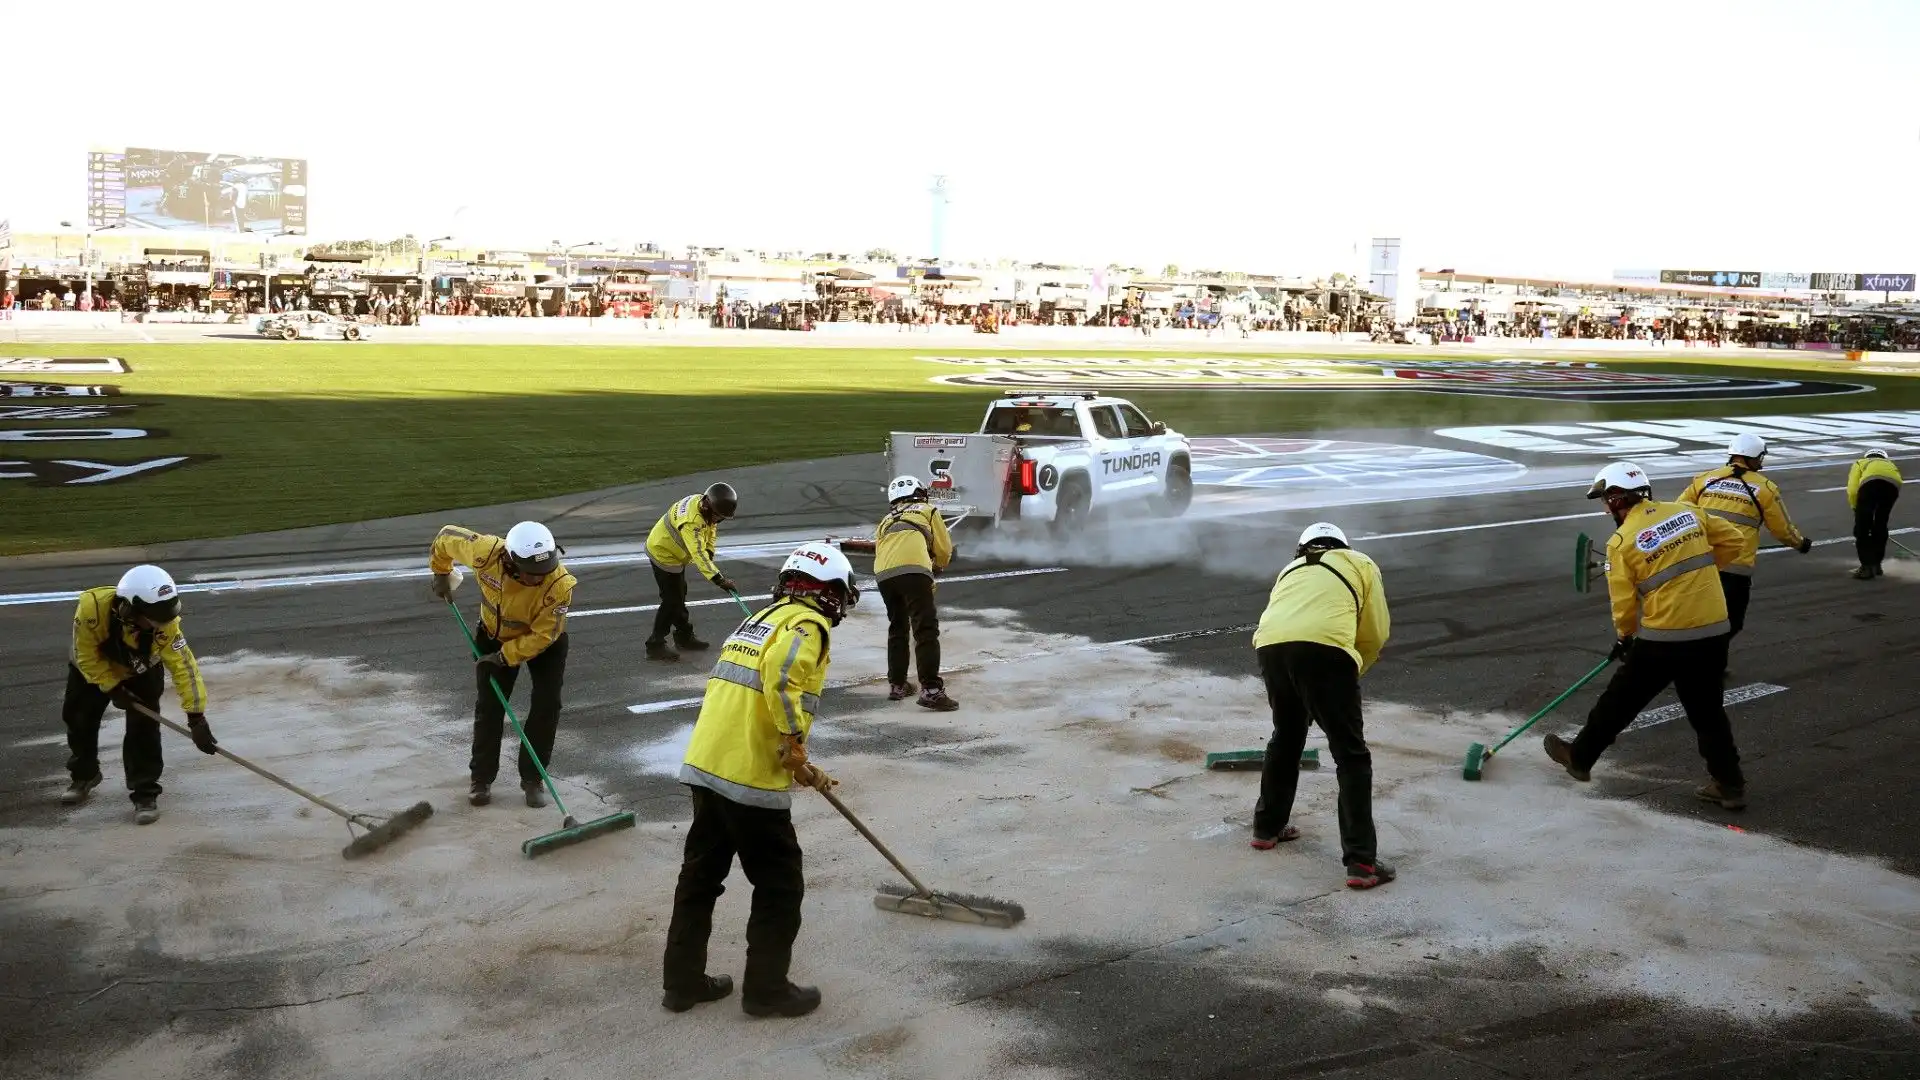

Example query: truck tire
[1051,476,1091,536]
[344,326,361,341]
[280,326,298,341]
[1155,458,1194,517]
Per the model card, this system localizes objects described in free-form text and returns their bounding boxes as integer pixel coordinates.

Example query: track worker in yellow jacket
[1546,463,1751,809]
[1678,433,1811,638]
[1846,448,1903,579]
[875,474,958,710]
[62,565,217,824]
[1248,523,1394,891]
[430,521,576,808]
[645,482,740,662]
[662,542,860,1019]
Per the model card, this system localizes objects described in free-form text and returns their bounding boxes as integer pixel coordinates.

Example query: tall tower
[928,175,951,262]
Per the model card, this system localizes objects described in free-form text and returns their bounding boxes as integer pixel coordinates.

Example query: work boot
[673,631,710,652]
[1852,565,1875,580]
[646,640,680,662]
[522,782,547,809]
[469,781,491,807]
[742,982,822,1018]
[887,681,916,701]
[61,773,102,806]
[1345,861,1396,890]
[1696,779,1747,811]
[1542,734,1591,782]
[1873,562,1885,578]
[132,796,159,825]
[916,686,959,712]
[661,974,734,1013]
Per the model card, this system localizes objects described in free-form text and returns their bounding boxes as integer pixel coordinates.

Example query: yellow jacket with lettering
[71,586,207,712]
[1251,548,1390,675]
[646,493,722,581]
[429,526,576,664]
[1846,456,1903,508]
[680,599,831,809]
[873,500,954,581]
[1604,500,1746,641]
[1678,466,1806,574]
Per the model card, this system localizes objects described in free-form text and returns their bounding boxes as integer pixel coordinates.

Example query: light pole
[62,220,131,310]
[561,242,599,315]
[420,235,454,306]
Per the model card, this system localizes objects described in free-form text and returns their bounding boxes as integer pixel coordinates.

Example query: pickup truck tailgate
[886,433,1018,527]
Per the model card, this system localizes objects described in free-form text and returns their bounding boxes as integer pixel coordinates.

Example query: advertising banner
[1857,273,1916,293]
[1759,272,1811,290]
[1810,273,1860,292]
[1659,270,1761,288]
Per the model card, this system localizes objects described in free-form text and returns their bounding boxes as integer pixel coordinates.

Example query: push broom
[1461,657,1613,781]
[446,602,635,857]
[814,786,1025,929]
[130,701,432,859]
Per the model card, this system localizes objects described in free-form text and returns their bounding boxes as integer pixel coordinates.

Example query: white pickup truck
[887,391,1193,532]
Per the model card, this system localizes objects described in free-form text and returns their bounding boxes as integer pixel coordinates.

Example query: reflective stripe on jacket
[1847,456,1903,508]
[70,586,207,712]
[1251,548,1390,675]
[680,598,832,809]
[1679,466,1805,575]
[429,526,576,664]
[1604,501,1745,642]
[873,501,953,581]
[645,494,721,580]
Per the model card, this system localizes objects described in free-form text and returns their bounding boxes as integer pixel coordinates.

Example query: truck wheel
[280,326,298,341]
[1155,459,1194,517]
[344,326,361,341]
[1051,478,1091,536]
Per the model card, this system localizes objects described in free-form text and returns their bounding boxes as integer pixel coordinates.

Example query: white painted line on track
[569,566,1068,619]
[627,619,1253,715]
[1807,477,1920,493]
[1559,683,1788,739]
[1356,511,1596,542]
[1757,526,1919,556]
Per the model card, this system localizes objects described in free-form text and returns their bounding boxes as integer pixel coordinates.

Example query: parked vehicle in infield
[887,391,1192,532]
[255,312,371,341]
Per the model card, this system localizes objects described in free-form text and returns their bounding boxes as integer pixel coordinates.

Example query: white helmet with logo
[504,520,560,579]
[116,564,182,624]
[1297,522,1349,549]
[887,474,927,503]
[1586,461,1653,501]
[1864,447,1891,460]
[775,541,860,624]
[1727,432,1768,463]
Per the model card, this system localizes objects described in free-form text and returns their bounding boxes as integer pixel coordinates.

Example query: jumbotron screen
[87,146,307,235]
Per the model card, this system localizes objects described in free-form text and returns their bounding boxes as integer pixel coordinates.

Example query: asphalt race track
[2,446,1917,1079]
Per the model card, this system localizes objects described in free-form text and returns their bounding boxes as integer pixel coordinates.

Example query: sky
[3,0,1917,280]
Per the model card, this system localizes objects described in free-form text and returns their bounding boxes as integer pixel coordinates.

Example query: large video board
[88,147,307,235]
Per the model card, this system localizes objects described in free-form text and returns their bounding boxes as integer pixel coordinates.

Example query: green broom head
[521,810,637,858]
[873,882,1026,928]
[341,801,435,860]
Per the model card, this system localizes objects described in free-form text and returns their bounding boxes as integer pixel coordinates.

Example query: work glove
[430,572,454,600]
[109,682,139,710]
[1610,635,1635,661]
[1796,537,1813,554]
[795,763,838,793]
[475,649,509,672]
[711,574,738,594]
[186,712,218,755]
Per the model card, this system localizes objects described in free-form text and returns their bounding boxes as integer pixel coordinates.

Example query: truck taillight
[1017,458,1039,496]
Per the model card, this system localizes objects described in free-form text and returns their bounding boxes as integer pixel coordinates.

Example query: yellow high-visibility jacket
[1679,466,1806,574]
[429,526,576,665]
[71,586,207,713]
[1604,500,1746,642]
[873,501,953,581]
[1846,456,1903,508]
[680,599,832,809]
[646,493,722,580]
[1251,548,1390,675]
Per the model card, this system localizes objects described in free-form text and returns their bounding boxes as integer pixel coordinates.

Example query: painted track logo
[1188,437,1524,490]
[920,357,1867,402]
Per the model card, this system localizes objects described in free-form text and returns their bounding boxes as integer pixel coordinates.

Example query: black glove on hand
[1797,537,1813,554]
[109,682,138,711]
[712,575,738,594]
[476,650,508,672]
[430,572,454,599]
[1610,636,1636,661]
[187,713,218,755]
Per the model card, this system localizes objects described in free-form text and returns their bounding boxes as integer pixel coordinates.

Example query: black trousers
[1855,480,1899,567]
[471,631,567,787]
[63,663,165,802]
[1569,635,1743,787]
[662,785,805,999]
[650,564,693,644]
[1253,641,1377,867]
[879,574,942,688]
[1719,572,1751,639]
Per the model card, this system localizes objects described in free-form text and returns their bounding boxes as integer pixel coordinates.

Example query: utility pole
[928,175,950,263]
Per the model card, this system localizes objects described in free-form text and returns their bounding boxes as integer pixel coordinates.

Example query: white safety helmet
[774,541,860,624]
[1864,447,1891,460]
[116,564,182,624]
[1586,461,1653,501]
[503,520,560,580]
[1727,432,1768,463]
[1297,522,1349,550]
[887,474,927,503]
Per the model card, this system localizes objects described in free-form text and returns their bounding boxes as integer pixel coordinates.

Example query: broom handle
[446,601,571,818]
[129,700,358,823]
[1489,657,1614,755]
[816,785,935,896]
[728,590,754,617]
